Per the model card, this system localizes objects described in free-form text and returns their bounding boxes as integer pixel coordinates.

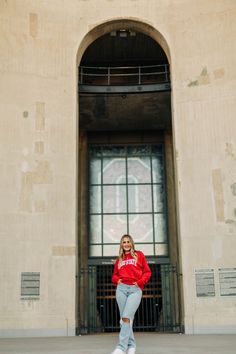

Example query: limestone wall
[0,0,236,336]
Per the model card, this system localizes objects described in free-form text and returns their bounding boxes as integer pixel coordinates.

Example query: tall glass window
[89,144,168,257]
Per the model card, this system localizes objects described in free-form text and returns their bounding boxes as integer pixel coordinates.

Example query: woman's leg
[115,285,142,352]
[115,284,129,352]
[128,325,135,349]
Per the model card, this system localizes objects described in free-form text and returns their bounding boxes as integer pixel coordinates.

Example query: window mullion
[150,153,155,256]
[125,147,129,234]
[101,148,104,257]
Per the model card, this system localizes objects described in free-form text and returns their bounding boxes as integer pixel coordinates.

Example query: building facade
[0,0,236,337]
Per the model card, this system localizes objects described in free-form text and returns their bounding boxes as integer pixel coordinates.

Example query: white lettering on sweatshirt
[120,259,137,267]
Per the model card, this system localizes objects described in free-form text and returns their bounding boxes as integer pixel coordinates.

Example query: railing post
[138,66,141,85]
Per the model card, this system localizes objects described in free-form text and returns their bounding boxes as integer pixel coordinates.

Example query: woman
[110,234,151,354]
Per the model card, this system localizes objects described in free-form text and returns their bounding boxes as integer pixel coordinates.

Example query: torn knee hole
[122,317,130,323]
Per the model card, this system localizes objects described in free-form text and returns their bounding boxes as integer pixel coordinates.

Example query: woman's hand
[133,282,137,286]
[118,279,122,284]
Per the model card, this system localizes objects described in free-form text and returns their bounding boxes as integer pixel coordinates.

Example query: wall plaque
[195,268,215,297]
[219,268,236,296]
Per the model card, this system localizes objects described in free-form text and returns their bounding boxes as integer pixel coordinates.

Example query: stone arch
[76,18,171,66]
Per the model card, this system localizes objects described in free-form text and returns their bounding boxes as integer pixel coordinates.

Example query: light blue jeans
[115,283,142,352]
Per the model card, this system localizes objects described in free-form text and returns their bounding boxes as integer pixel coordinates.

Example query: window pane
[103,244,120,257]
[129,214,153,242]
[90,186,101,213]
[90,146,102,157]
[152,156,164,183]
[155,243,168,256]
[128,185,152,213]
[127,145,151,155]
[90,245,102,257]
[90,215,102,244]
[153,184,165,212]
[90,158,101,184]
[103,158,126,184]
[103,214,127,243]
[103,185,127,213]
[154,214,167,242]
[127,157,151,183]
[134,243,154,256]
[102,146,126,156]
[151,144,163,155]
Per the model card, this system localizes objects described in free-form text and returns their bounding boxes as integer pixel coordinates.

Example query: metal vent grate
[21,272,40,300]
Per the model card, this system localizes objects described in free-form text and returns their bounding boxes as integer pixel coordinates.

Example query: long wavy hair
[118,234,137,263]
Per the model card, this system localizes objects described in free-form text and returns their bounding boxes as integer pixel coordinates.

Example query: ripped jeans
[115,283,142,352]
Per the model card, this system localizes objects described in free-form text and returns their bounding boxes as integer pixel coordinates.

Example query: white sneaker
[127,348,136,354]
[110,349,126,354]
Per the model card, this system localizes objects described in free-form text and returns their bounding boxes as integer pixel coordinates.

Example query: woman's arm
[136,252,151,288]
[111,258,121,284]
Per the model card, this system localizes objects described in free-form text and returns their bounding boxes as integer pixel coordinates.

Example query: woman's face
[122,237,132,253]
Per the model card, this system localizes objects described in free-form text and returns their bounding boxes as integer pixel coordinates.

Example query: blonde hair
[118,234,137,264]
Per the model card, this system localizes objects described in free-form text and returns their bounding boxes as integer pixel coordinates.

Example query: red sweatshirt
[112,251,151,290]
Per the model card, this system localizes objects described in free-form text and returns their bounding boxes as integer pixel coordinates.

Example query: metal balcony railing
[79,64,170,86]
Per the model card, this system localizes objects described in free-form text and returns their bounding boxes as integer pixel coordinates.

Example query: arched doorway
[76,19,181,334]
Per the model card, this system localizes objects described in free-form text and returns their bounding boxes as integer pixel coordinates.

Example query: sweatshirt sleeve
[111,258,120,284]
[136,252,151,289]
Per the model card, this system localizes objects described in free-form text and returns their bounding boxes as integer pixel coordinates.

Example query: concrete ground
[0,333,236,354]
